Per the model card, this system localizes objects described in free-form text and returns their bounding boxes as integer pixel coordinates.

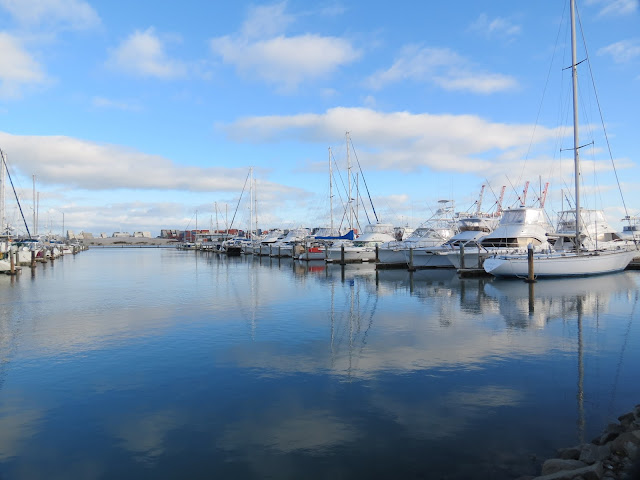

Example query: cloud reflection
[219,408,358,455]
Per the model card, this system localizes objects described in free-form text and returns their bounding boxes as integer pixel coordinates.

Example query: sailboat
[483,0,637,278]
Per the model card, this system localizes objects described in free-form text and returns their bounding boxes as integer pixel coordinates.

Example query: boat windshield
[501,209,546,226]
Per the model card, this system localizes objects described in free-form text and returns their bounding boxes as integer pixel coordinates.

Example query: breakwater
[518,405,640,479]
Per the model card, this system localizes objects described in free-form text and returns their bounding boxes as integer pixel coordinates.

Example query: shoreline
[517,404,640,479]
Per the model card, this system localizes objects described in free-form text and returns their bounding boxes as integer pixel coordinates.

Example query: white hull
[377,248,406,265]
[272,245,293,257]
[298,251,326,261]
[327,246,377,262]
[483,248,637,277]
[448,250,483,269]
[410,249,454,268]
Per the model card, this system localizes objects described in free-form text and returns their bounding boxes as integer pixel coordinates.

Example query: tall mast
[254,174,258,236]
[329,147,334,234]
[33,174,36,236]
[346,131,352,229]
[0,151,5,234]
[570,0,582,249]
[249,166,253,239]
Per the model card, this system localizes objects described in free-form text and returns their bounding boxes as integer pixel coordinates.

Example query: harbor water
[1,249,639,479]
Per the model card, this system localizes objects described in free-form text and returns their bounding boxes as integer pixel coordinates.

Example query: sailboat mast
[329,147,334,234]
[346,132,352,229]
[570,0,582,248]
[0,151,5,234]
[249,166,253,239]
[254,175,258,236]
[33,174,36,236]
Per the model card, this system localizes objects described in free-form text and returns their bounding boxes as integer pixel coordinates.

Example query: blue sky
[0,0,638,236]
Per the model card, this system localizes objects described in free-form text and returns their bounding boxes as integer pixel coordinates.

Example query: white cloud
[210,2,360,91]
[366,45,518,94]
[470,14,522,37]
[220,107,560,175]
[0,131,300,194]
[0,32,47,99]
[585,0,638,16]
[106,27,187,79]
[211,34,359,91]
[241,1,294,39]
[0,0,100,30]
[92,96,142,112]
[597,39,640,63]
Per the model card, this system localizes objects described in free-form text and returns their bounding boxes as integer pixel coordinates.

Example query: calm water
[1,248,639,479]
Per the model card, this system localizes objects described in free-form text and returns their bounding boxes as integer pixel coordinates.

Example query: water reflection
[0,250,638,479]
[485,273,638,329]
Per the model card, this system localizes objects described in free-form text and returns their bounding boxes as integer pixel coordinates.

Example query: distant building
[112,232,130,238]
[161,229,181,239]
[100,233,108,238]
[81,232,94,239]
[184,229,210,243]
[133,232,152,238]
[67,230,76,240]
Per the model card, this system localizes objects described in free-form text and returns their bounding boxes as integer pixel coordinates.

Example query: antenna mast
[476,184,485,215]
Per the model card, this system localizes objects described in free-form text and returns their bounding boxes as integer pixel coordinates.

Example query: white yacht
[249,229,284,255]
[326,222,396,263]
[483,0,637,277]
[484,209,636,277]
[377,200,457,266]
[449,207,554,269]
[269,228,310,257]
[417,213,501,268]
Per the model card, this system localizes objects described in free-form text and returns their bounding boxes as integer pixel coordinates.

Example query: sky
[0,0,638,237]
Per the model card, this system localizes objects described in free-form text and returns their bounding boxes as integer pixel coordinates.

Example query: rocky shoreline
[517,405,640,480]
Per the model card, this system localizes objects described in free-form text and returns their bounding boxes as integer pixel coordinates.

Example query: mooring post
[459,244,465,270]
[10,250,16,274]
[340,244,345,265]
[375,244,379,263]
[408,247,415,271]
[31,250,35,269]
[526,243,536,283]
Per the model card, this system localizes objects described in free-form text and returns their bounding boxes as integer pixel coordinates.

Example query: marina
[1,1,639,478]
[1,248,640,479]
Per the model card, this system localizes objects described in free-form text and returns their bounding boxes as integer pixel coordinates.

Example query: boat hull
[483,249,637,277]
[411,249,454,268]
[327,247,377,262]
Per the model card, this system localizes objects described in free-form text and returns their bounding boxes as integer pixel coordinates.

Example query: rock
[618,412,635,428]
[610,431,640,456]
[557,446,582,460]
[606,423,624,434]
[541,459,587,475]
[579,443,611,465]
[532,462,603,480]
[598,430,620,445]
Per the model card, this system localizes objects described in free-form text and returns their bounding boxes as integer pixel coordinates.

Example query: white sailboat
[484,0,637,278]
